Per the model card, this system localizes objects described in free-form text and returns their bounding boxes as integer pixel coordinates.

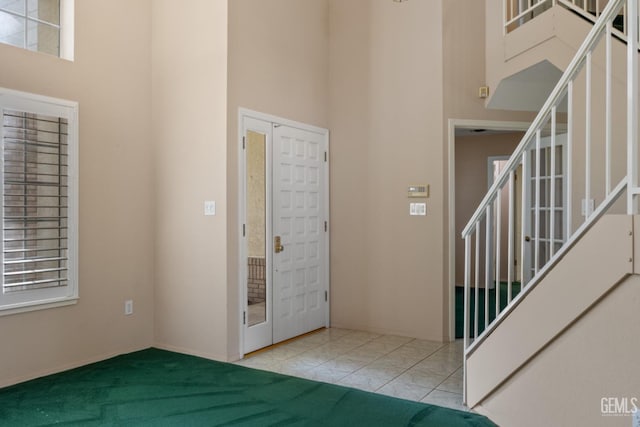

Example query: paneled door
[241,112,329,355]
[272,124,328,343]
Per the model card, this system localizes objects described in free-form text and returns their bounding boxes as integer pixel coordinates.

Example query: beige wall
[443,0,537,121]
[1,1,612,390]
[328,0,446,339]
[326,0,534,341]
[227,0,330,357]
[454,132,523,286]
[442,0,534,337]
[326,0,371,338]
[0,0,154,387]
[152,0,229,360]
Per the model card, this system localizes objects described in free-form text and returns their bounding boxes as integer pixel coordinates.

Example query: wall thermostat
[408,184,429,198]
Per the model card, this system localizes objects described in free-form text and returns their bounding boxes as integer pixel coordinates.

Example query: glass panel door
[246,130,267,327]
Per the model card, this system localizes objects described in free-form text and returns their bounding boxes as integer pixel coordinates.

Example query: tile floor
[235,328,468,412]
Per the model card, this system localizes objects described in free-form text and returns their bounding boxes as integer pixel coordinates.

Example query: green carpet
[0,348,496,427]
[455,282,522,339]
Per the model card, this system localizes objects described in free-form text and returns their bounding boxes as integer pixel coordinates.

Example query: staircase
[463,0,640,424]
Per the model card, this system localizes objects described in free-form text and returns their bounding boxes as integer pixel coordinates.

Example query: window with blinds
[0,88,77,314]
[3,110,68,292]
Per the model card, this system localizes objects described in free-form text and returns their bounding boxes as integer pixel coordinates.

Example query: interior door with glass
[522,133,567,285]
[243,117,272,354]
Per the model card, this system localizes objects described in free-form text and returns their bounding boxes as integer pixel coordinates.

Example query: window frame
[0,87,78,316]
[0,0,74,60]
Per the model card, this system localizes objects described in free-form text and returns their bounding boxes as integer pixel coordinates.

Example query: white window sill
[0,297,78,317]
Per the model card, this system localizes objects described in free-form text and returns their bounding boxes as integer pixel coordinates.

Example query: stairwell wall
[474,231,640,426]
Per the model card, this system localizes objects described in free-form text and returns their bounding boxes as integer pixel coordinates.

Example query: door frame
[238,108,330,358]
[241,117,274,353]
[447,119,568,341]
[447,119,532,342]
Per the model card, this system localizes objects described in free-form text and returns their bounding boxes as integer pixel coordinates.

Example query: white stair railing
[465,0,639,403]
[506,0,628,37]
[505,0,554,32]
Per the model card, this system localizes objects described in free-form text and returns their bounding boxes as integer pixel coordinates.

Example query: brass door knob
[275,236,285,253]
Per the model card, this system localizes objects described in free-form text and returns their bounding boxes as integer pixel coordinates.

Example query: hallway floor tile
[235,328,468,412]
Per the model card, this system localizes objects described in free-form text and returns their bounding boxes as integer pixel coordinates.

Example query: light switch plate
[204,200,216,216]
[410,203,427,216]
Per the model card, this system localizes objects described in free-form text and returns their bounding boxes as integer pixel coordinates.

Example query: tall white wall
[152,0,229,360]
[328,0,447,339]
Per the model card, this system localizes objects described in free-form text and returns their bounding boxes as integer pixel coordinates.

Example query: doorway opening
[447,119,530,341]
[448,120,569,340]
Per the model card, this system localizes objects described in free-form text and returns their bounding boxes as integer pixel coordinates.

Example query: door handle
[525,236,531,242]
[274,236,285,253]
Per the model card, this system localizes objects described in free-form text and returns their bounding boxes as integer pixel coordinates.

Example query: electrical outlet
[124,300,133,315]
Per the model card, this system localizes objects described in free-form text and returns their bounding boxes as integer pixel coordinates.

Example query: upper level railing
[505,0,627,36]
[464,0,639,402]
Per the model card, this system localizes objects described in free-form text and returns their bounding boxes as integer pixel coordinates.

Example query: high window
[0,88,78,315]
[0,0,73,59]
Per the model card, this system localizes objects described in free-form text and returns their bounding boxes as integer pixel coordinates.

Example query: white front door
[241,112,329,354]
[272,124,328,343]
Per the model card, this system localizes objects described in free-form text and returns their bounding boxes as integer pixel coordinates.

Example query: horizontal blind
[2,109,69,293]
